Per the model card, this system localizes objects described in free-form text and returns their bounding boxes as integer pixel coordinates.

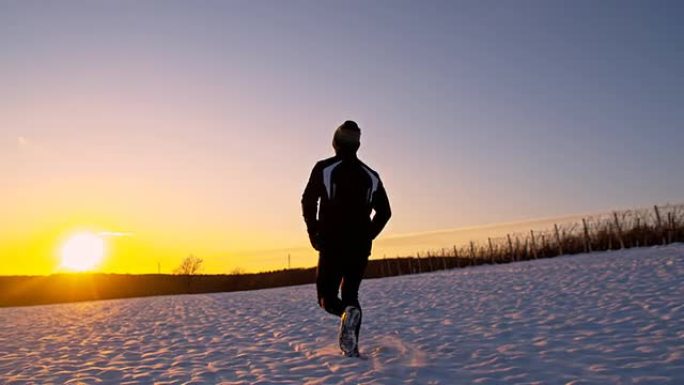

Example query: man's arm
[301,163,322,250]
[369,180,391,240]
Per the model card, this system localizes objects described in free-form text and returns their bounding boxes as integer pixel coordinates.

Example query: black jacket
[302,154,391,255]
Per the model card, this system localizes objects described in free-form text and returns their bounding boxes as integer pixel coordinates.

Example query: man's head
[333,120,361,155]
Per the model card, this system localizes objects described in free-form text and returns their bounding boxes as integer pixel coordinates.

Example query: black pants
[316,251,368,319]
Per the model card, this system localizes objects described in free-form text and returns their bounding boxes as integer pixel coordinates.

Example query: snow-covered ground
[1,245,683,385]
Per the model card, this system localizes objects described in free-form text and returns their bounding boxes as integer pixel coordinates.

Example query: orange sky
[2,2,683,275]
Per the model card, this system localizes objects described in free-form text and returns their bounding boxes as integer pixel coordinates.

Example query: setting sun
[60,233,106,272]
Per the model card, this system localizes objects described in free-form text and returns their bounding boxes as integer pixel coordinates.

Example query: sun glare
[60,232,106,272]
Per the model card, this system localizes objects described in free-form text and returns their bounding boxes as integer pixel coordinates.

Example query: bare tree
[230,267,245,276]
[174,255,203,275]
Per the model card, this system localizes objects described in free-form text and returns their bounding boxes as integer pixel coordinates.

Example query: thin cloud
[99,231,134,237]
[15,136,46,154]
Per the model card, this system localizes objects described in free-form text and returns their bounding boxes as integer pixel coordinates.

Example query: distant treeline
[1,203,682,308]
[0,269,317,308]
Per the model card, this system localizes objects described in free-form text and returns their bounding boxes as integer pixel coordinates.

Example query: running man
[301,120,392,357]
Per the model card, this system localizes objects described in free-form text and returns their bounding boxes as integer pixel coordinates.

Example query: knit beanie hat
[333,120,361,153]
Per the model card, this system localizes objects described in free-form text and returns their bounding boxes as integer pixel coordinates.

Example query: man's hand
[309,232,321,251]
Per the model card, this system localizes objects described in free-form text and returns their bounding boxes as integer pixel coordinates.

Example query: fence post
[654,205,662,227]
[582,218,592,253]
[613,212,625,249]
[530,230,538,259]
[655,205,665,245]
[453,246,459,268]
[676,210,683,243]
[469,241,476,264]
[668,212,674,244]
[488,237,495,264]
[506,234,513,262]
[635,217,640,247]
[554,224,563,256]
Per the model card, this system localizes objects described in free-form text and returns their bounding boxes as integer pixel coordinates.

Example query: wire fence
[364,203,684,278]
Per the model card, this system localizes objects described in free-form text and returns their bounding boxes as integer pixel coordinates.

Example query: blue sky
[1,1,683,272]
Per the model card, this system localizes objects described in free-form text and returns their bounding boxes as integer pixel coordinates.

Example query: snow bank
[1,245,683,384]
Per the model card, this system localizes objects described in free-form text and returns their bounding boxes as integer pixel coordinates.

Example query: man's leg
[316,253,345,316]
[340,256,368,309]
[340,256,369,344]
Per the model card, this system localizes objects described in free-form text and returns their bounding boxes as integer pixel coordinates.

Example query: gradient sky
[1,1,683,274]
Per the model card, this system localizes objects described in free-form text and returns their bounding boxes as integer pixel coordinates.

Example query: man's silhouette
[301,120,391,357]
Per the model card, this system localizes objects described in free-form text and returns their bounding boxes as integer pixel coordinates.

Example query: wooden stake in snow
[488,237,495,264]
[507,234,514,262]
[635,217,641,248]
[554,224,563,256]
[613,212,625,249]
[655,205,666,245]
[453,245,459,268]
[581,218,592,253]
[667,212,674,244]
[469,241,476,263]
